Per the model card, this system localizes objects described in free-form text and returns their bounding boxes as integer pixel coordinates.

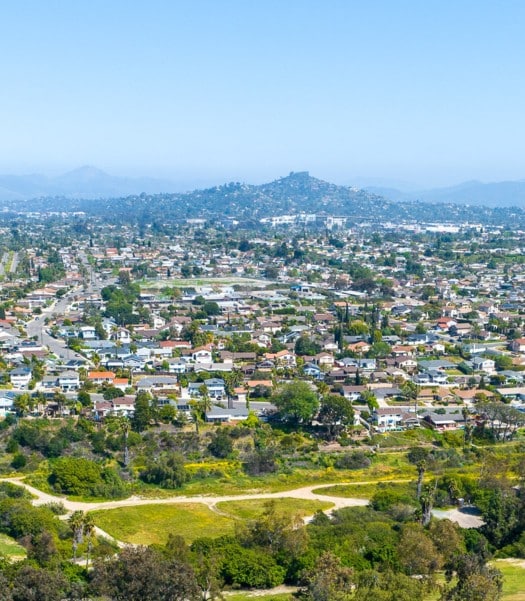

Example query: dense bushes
[334,451,371,470]
[220,546,285,587]
[139,453,189,489]
[49,457,126,498]
[11,421,86,459]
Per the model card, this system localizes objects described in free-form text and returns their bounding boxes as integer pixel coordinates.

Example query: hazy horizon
[2,164,525,194]
[2,1,525,190]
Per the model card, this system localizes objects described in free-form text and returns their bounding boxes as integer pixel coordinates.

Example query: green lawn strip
[313,481,415,499]
[0,534,26,558]
[90,503,235,545]
[141,277,269,288]
[215,498,334,520]
[493,560,525,600]
[225,594,294,601]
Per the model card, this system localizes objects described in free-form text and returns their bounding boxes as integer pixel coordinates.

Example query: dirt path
[1,477,368,513]
[2,477,482,533]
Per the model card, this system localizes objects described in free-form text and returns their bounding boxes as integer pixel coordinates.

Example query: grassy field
[0,534,26,559]
[215,498,334,520]
[313,481,414,499]
[496,560,525,600]
[225,594,294,601]
[91,498,334,545]
[91,503,235,545]
[141,277,270,288]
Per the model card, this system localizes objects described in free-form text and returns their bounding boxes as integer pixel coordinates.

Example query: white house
[10,367,32,389]
[373,408,406,432]
[58,371,80,392]
[192,348,213,363]
[471,356,496,375]
[0,391,16,417]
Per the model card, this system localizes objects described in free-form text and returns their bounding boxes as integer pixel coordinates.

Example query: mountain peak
[58,165,110,182]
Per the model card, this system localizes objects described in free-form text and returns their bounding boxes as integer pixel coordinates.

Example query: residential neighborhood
[0,215,524,438]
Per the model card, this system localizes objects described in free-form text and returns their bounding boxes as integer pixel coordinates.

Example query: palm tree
[68,511,85,561]
[118,416,131,467]
[191,386,212,434]
[83,513,95,568]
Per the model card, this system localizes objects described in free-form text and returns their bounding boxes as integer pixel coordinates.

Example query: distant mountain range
[0,166,178,201]
[1,166,525,208]
[2,170,522,228]
[366,180,525,207]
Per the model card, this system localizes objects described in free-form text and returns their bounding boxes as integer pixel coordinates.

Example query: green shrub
[334,451,372,470]
[11,453,27,469]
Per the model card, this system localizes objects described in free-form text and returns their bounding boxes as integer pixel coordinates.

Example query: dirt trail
[2,477,481,531]
[1,477,368,512]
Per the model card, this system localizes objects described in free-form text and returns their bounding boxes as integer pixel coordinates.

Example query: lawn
[91,497,334,546]
[91,503,235,545]
[424,561,525,600]
[0,534,26,559]
[215,498,334,520]
[141,276,269,288]
[313,481,414,500]
[225,594,294,601]
[495,560,525,600]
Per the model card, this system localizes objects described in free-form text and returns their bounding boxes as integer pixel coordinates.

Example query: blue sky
[1,0,525,187]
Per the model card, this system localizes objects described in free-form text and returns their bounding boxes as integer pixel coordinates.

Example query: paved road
[0,252,8,278]
[25,286,91,363]
[9,251,18,274]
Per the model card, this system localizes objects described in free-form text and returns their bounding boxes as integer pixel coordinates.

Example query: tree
[208,428,234,458]
[361,389,378,412]
[117,416,131,467]
[190,389,212,434]
[50,457,102,496]
[139,453,189,489]
[441,554,502,601]
[132,391,153,432]
[295,335,321,356]
[271,381,319,425]
[300,551,354,601]
[90,546,200,601]
[11,565,68,601]
[398,523,442,577]
[83,512,95,568]
[13,393,35,417]
[354,570,425,601]
[220,546,285,588]
[318,394,354,440]
[77,390,91,407]
[407,447,430,500]
[239,500,307,556]
[68,510,85,561]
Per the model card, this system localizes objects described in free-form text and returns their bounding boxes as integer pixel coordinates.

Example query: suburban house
[372,408,411,432]
[0,390,16,417]
[87,371,116,385]
[510,338,525,353]
[136,376,179,393]
[10,367,32,389]
[423,411,465,431]
[57,371,80,392]
[188,378,226,400]
[191,347,213,363]
[471,356,496,374]
[303,362,323,379]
